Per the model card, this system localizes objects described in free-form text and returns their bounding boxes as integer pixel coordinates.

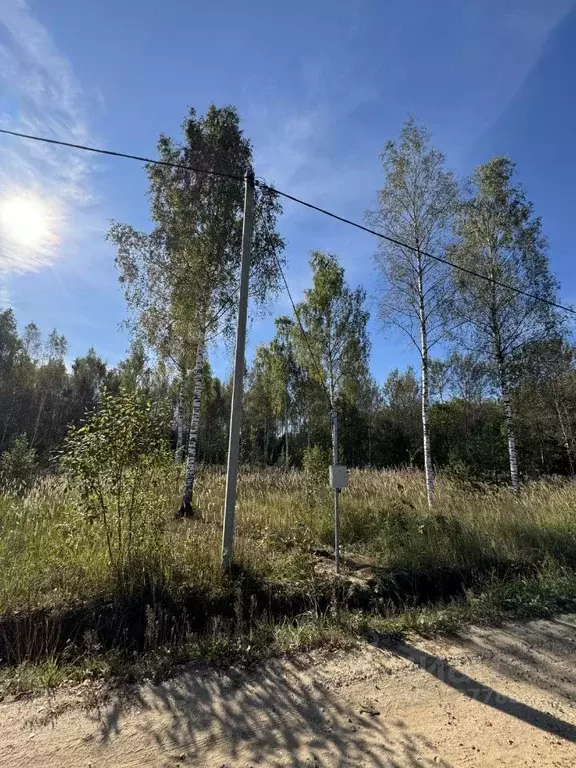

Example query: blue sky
[1,0,575,382]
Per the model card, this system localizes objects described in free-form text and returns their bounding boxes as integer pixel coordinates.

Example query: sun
[0,194,53,249]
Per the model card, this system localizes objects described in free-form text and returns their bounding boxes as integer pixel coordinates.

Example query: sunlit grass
[2,470,576,692]
[2,466,576,615]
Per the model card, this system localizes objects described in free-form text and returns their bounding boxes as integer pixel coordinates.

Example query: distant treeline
[1,306,574,483]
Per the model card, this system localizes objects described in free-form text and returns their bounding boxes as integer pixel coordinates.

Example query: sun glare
[0,194,53,249]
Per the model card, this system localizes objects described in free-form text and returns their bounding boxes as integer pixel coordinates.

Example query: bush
[61,389,175,586]
[0,435,37,493]
[302,445,330,481]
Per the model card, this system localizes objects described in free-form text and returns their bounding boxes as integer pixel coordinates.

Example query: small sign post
[329,465,348,491]
[329,409,347,574]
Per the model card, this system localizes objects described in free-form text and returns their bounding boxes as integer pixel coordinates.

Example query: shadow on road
[96,653,450,767]
[457,616,576,707]
[92,619,576,764]
[379,633,576,744]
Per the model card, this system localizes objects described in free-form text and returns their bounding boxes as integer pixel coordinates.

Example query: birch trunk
[500,376,520,493]
[178,333,205,516]
[417,255,434,507]
[490,255,519,493]
[421,359,434,506]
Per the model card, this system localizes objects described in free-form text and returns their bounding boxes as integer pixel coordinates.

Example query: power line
[272,252,333,408]
[260,183,576,318]
[0,128,243,183]
[2,126,575,318]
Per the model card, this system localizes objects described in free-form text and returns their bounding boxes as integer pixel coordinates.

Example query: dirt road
[1,616,576,767]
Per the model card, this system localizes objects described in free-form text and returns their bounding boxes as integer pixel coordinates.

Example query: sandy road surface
[1,616,576,767]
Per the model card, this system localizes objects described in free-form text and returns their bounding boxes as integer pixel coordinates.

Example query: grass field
[2,467,576,688]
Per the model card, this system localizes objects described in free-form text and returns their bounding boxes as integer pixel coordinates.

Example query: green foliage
[0,310,112,464]
[199,363,230,464]
[430,400,508,481]
[449,157,560,489]
[368,118,458,342]
[109,105,285,364]
[302,445,330,480]
[369,119,460,504]
[108,105,285,511]
[2,469,576,688]
[0,435,37,493]
[294,251,369,405]
[450,157,558,373]
[61,389,174,584]
[383,367,422,465]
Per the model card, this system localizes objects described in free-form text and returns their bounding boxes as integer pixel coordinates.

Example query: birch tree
[293,252,369,463]
[367,119,457,506]
[529,339,576,475]
[268,317,299,468]
[449,157,558,492]
[109,105,284,515]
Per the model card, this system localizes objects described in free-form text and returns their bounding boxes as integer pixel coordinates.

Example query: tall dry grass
[1,466,576,615]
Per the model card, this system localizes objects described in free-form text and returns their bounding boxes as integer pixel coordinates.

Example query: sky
[1,0,575,382]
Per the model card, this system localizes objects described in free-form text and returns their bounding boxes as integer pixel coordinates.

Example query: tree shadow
[95,653,451,767]
[378,632,576,744]
[450,616,576,707]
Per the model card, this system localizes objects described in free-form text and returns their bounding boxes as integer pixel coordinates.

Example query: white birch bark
[284,403,289,469]
[500,374,520,493]
[417,254,435,507]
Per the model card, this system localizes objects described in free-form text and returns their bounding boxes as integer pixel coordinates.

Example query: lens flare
[0,194,53,248]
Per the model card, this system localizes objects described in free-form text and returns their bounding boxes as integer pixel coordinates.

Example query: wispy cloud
[0,0,95,275]
[255,109,324,188]
[255,103,378,212]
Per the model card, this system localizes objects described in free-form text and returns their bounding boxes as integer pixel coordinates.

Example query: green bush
[61,389,175,586]
[0,435,37,493]
[302,445,330,481]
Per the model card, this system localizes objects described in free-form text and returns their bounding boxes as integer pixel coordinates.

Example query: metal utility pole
[331,408,341,574]
[221,169,255,570]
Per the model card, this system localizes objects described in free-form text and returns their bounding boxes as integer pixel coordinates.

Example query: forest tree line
[1,303,574,486]
[1,107,574,501]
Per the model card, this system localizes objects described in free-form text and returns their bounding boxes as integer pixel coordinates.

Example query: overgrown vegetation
[0,434,37,493]
[2,107,576,691]
[5,465,576,615]
[61,389,174,586]
[2,462,576,687]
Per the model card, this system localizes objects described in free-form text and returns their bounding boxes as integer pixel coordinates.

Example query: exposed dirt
[2,616,576,767]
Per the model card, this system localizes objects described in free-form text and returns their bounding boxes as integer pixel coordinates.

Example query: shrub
[0,435,37,493]
[302,445,330,481]
[61,389,175,586]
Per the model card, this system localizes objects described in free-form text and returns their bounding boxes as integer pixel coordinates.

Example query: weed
[2,467,576,684]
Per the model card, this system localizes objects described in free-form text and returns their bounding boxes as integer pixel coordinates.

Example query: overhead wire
[1,126,575,318]
[259,183,576,318]
[0,128,243,183]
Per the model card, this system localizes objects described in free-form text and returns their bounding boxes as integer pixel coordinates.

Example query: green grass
[3,563,576,697]
[4,467,576,613]
[2,466,576,690]
[3,467,576,612]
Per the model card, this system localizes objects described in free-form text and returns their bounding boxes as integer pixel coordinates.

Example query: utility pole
[331,408,341,574]
[221,169,255,570]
